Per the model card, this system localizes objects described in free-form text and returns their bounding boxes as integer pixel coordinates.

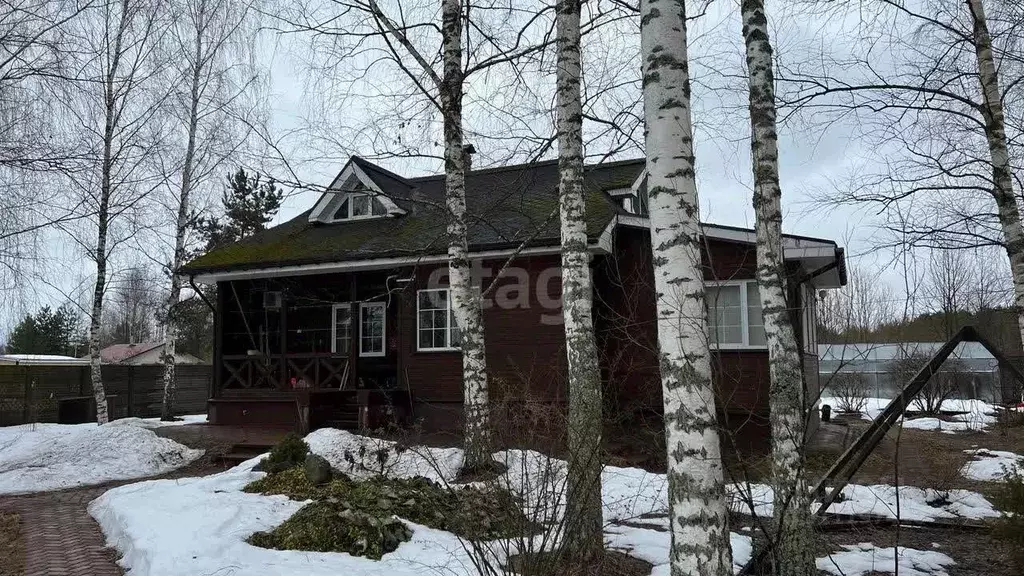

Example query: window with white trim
[707,281,766,348]
[331,193,387,221]
[417,288,462,351]
[359,302,386,357]
[331,303,352,354]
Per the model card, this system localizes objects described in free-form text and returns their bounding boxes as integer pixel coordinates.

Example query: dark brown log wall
[399,255,569,427]
[593,226,774,420]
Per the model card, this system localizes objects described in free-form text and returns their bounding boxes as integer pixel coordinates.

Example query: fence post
[127,366,135,417]
[22,367,30,424]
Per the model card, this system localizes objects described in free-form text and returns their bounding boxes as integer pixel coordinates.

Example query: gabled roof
[182,157,641,276]
[181,155,845,285]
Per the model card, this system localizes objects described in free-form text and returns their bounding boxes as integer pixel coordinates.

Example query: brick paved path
[0,424,278,575]
[2,485,123,576]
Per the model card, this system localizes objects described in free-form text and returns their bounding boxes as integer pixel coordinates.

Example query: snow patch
[105,414,209,429]
[728,483,1000,521]
[960,449,1023,481]
[819,397,999,432]
[817,543,955,576]
[0,421,203,495]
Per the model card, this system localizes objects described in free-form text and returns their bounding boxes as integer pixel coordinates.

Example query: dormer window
[331,193,388,221]
[607,186,649,217]
[308,157,409,224]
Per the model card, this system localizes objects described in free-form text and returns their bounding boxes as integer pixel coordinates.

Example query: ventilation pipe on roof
[462,143,476,172]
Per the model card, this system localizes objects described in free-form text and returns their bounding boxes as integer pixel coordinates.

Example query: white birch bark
[89,0,136,425]
[439,0,491,471]
[556,0,603,560]
[161,6,205,421]
[740,0,814,573]
[640,1,731,573]
[968,0,1024,354]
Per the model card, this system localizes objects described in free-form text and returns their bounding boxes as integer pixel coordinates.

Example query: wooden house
[181,155,846,444]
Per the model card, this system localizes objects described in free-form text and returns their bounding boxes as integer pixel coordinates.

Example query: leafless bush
[827,373,872,414]
[887,351,968,415]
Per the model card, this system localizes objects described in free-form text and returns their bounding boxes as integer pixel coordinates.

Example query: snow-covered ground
[960,448,1023,481]
[89,428,1004,576]
[0,420,204,495]
[90,429,743,576]
[817,543,955,576]
[819,397,1000,432]
[728,482,999,521]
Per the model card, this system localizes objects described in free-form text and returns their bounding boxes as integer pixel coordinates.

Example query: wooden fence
[0,364,211,426]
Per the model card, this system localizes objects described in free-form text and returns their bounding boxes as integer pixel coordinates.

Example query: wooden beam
[963,328,1024,398]
[737,325,976,576]
[812,325,972,517]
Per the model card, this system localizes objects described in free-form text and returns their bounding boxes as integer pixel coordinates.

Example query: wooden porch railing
[221,353,350,391]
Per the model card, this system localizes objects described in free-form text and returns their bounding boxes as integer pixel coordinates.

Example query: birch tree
[967,0,1024,352]
[639,0,731,573]
[160,0,256,420]
[555,0,603,561]
[740,0,814,573]
[437,0,493,472]
[295,0,494,469]
[65,0,168,423]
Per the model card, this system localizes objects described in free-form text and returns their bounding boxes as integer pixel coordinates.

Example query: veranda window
[331,304,351,354]
[359,302,386,357]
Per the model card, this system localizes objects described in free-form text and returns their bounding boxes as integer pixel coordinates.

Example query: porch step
[222,442,275,466]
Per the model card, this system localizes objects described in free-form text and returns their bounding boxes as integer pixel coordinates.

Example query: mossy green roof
[182,157,643,275]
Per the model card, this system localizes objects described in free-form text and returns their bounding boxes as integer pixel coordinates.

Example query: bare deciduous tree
[740,0,814,572]
[63,0,170,423]
[640,0,731,573]
[785,0,1024,354]
[159,0,258,420]
[555,0,602,562]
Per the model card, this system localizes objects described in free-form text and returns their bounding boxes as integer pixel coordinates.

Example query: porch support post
[349,274,358,389]
[279,290,287,390]
[213,282,226,399]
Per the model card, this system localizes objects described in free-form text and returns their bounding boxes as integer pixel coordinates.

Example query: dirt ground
[804,417,1024,576]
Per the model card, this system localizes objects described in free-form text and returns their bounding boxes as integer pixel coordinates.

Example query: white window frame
[359,301,387,357]
[416,288,461,352]
[330,303,352,354]
[328,192,386,223]
[706,280,767,350]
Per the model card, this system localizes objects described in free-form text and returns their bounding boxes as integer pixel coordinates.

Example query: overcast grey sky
[7,0,1013,338]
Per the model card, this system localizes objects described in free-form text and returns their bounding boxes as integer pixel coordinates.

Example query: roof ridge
[406,156,646,182]
[351,156,416,186]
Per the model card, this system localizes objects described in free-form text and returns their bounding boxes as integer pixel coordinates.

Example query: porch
[209,271,414,432]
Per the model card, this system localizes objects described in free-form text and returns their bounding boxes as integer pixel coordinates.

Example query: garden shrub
[259,433,309,474]
[248,502,412,559]
[992,465,1024,570]
[246,468,531,540]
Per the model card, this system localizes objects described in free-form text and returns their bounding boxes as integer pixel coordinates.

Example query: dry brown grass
[0,512,24,576]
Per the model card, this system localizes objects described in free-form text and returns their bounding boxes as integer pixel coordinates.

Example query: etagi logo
[426,260,565,325]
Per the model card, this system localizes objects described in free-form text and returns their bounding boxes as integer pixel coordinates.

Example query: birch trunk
[89,0,133,425]
[740,0,814,573]
[440,0,491,471]
[556,0,603,561]
[161,8,206,421]
[640,1,731,573]
[968,0,1024,355]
